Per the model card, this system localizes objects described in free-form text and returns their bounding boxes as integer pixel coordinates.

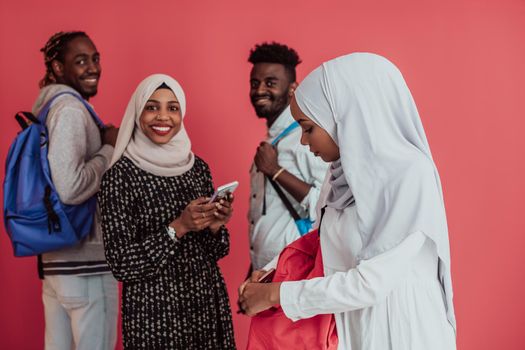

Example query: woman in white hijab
[239,54,456,349]
[99,74,236,349]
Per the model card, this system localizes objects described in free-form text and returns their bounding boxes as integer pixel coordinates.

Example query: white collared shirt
[248,107,328,270]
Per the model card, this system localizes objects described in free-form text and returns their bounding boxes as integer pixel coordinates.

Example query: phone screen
[209,181,239,203]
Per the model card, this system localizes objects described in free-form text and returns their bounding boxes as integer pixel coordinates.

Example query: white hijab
[295,53,456,330]
[110,74,195,176]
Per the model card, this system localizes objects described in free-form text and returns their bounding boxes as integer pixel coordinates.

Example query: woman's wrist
[209,223,223,234]
[269,282,282,306]
[169,218,188,238]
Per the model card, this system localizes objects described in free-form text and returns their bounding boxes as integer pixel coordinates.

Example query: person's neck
[55,81,89,101]
[265,105,288,129]
[74,89,89,101]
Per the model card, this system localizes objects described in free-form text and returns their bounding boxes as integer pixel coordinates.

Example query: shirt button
[252,194,256,198]
[169,251,175,255]
[251,220,254,225]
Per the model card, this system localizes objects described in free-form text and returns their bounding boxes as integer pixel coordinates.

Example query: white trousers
[42,274,118,350]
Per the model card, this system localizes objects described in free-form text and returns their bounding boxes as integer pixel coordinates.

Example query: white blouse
[279,205,456,350]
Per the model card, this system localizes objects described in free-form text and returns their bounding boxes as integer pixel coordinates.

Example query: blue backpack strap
[37,91,105,128]
[271,121,299,146]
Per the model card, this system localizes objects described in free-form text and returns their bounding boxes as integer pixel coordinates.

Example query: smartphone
[208,181,239,203]
[257,268,276,283]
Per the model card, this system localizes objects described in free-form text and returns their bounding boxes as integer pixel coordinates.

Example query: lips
[254,99,271,106]
[150,124,173,136]
[252,95,272,106]
[81,76,99,87]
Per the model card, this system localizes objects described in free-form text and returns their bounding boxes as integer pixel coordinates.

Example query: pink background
[1,0,524,349]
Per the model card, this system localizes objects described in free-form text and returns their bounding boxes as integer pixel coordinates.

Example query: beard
[252,92,290,120]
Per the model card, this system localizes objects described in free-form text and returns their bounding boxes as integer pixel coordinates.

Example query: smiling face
[139,88,182,145]
[52,36,101,100]
[290,96,340,162]
[249,63,296,125]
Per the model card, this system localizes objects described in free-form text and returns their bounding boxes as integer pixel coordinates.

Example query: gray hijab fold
[326,159,355,210]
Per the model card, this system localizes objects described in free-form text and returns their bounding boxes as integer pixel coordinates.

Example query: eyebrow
[250,76,278,82]
[74,52,99,59]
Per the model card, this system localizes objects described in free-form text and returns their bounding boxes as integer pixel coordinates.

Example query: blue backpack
[3,91,105,257]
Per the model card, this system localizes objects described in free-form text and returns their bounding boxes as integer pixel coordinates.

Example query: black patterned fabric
[99,156,235,349]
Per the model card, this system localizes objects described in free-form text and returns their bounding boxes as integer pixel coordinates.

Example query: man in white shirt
[246,42,328,272]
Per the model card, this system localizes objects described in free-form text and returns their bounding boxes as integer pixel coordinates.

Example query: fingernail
[220,199,224,204]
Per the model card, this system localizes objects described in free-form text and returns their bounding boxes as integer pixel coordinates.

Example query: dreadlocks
[39,31,89,88]
[248,42,302,82]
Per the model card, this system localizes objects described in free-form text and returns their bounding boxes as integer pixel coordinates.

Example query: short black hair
[248,42,301,82]
[39,31,90,88]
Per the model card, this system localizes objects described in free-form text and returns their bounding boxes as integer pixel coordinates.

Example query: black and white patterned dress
[99,156,235,349]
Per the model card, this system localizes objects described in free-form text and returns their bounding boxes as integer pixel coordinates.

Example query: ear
[51,60,64,78]
[288,82,298,97]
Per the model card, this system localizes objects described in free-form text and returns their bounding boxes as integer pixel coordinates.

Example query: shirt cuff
[149,229,181,269]
[280,281,305,322]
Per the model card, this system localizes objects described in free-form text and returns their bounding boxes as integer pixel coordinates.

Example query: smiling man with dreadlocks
[34,31,119,350]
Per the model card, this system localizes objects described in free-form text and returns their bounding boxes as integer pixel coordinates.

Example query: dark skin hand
[254,142,311,203]
[101,124,119,147]
[169,194,235,238]
[237,264,254,314]
[169,197,217,238]
[208,194,235,233]
[238,269,282,316]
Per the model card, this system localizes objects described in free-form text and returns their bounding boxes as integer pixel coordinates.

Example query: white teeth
[152,126,171,132]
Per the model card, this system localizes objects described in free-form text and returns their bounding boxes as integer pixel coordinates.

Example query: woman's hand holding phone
[209,193,235,233]
[169,197,218,238]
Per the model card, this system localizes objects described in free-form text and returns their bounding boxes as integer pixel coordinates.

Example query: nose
[87,59,100,74]
[300,132,308,146]
[157,110,170,120]
[255,82,267,96]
